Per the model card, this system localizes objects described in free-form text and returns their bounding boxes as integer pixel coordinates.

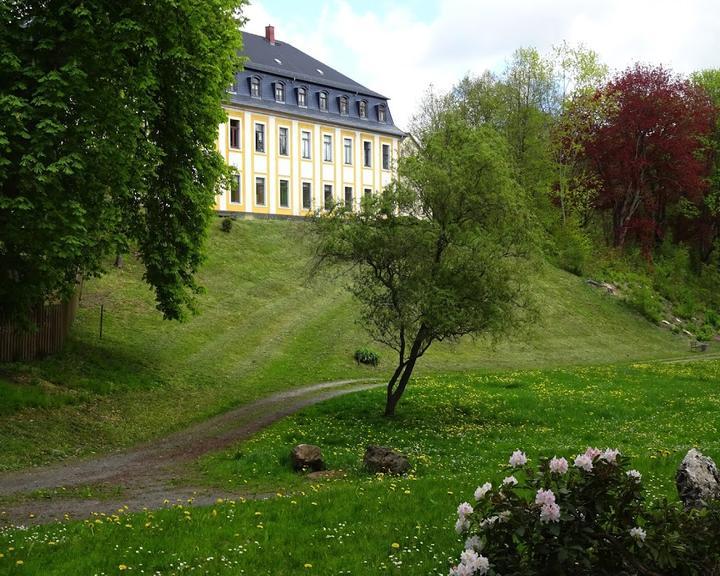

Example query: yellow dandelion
[119,564,128,571]
[391,542,400,549]
[304,563,312,569]
[16,560,24,565]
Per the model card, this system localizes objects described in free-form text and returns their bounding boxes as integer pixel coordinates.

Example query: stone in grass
[364,445,410,475]
[676,448,720,509]
[291,444,325,472]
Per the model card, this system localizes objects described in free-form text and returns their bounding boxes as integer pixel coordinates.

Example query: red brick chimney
[265,25,275,45]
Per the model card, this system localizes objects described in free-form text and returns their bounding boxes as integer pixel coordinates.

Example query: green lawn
[0,219,692,470]
[1,360,719,575]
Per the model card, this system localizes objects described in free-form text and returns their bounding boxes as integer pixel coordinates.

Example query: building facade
[215,26,405,217]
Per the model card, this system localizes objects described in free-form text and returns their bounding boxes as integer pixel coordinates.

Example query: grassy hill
[0,219,692,470]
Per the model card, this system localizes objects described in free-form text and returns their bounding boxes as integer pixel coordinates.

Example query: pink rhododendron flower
[509,450,527,467]
[451,549,490,576]
[549,456,568,474]
[584,447,602,459]
[474,482,492,500]
[539,502,561,523]
[455,517,470,534]
[574,454,593,472]
[457,502,474,518]
[535,488,556,506]
[465,535,483,552]
[502,475,518,486]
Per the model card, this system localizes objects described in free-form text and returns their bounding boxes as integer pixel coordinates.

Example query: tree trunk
[384,330,426,417]
[114,253,123,268]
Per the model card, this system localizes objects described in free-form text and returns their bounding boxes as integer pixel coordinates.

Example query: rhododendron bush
[450,449,720,576]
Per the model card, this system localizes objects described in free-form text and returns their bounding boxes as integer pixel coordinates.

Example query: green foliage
[452,450,720,576]
[312,112,537,415]
[0,0,245,322]
[354,347,379,366]
[551,219,592,276]
[626,283,664,324]
[220,217,234,233]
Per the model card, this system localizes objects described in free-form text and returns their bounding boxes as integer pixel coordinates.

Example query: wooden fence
[0,293,79,362]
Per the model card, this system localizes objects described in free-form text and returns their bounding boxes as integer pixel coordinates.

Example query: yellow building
[215,26,405,217]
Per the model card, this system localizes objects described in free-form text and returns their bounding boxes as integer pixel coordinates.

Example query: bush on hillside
[354,347,379,366]
[450,449,720,576]
[552,220,592,276]
[626,283,664,324]
[221,217,233,233]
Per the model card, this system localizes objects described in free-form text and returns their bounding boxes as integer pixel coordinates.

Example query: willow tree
[0,0,245,323]
[312,113,537,416]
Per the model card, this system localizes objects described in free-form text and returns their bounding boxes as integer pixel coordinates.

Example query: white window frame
[274,82,285,103]
[324,183,333,208]
[302,181,312,210]
[323,134,333,162]
[230,173,242,204]
[255,176,266,206]
[250,76,261,98]
[363,140,372,168]
[255,122,266,153]
[297,87,307,107]
[344,186,353,209]
[278,126,289,156]
[343,138,352,165]
[229,118,241,150]
[279,178,290,209]
[301,131,311,159]
[382,143,390,170]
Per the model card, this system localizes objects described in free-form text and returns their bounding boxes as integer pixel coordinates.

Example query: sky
[243,0,720,129]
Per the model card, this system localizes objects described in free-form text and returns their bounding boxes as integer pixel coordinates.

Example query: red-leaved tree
[568,65,716,252]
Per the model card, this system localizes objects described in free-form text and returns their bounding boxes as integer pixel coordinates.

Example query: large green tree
[0,0,244,322]
[312,114,536,416]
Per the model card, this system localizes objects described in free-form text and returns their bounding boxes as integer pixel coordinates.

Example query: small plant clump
[354,347,379,366]
[221,217,234,233]
[450,448,720,576]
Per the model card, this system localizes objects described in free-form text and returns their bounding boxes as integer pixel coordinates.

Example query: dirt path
[0,379,381,526]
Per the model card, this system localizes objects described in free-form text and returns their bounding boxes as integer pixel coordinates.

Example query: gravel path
[0,379,381,526]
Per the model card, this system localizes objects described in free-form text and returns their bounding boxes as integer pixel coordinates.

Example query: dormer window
[250,76,261,98]
[228,77,239,94]
[319,91,328,111]
[275,82,285,103]
[339,96,349,115]
[377,105,386,123]
[297,87,307,107]
[358,100,367,118]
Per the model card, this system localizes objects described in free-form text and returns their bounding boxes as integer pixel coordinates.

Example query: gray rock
[676,448,720,509]
[363,445,410,475]
[291,444,325,472]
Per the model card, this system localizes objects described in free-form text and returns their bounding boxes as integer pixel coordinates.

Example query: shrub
[694,323,715,343]
[354,347,379,366]
[449,449,720,576]
[626,283,663,324]
[551,220,592,276]
[221,217,233,233]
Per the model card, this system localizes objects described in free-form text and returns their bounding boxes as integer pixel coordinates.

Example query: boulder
[676,449,720,509]
[291,444,325,472]
[363,445,410,475]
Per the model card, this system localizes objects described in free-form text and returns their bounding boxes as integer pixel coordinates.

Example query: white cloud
[244,0,720,129]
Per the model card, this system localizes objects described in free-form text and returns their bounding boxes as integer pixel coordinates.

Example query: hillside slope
[0,219,690,470]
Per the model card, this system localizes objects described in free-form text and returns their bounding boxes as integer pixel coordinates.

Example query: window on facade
[344,138,352,165]
[278,127,289,156]
[255,123,265,153]
[344,186,353,209]
[359,100,367,118]
[275,83,285,102]
[364,187,372,199]
[298,87,307,107]
[255,177,266,206]
[279,179,290,208]
[319,91,328,111]
[228,78,239,94]
[378,105,386,122]
[229,119,240,149]
[302,182,312,210]
[324,184,333,208]
[301,131,311,159]
[230,174,241,204]
[363,141,372,167]
[339,96,349,115]
[250,77,261,98]
[323,134,332,162]
[382,144,390,170]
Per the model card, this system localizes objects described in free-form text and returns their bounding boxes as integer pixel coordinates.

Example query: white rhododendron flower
[549,456,569,474]
[539,502,561,523]
[574,454,593,472]
[457,502,474,518]
[455,517,470,534]
[627,469,642,482]
[509,450,527,467]
[601,448,621,464]
[535,488,556,506]
[630,526,647,542]
[450,549,490,576]
[464,535,483,552]
[474,482,492,500]
[584,446,602,460]
[502,475,518,486]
